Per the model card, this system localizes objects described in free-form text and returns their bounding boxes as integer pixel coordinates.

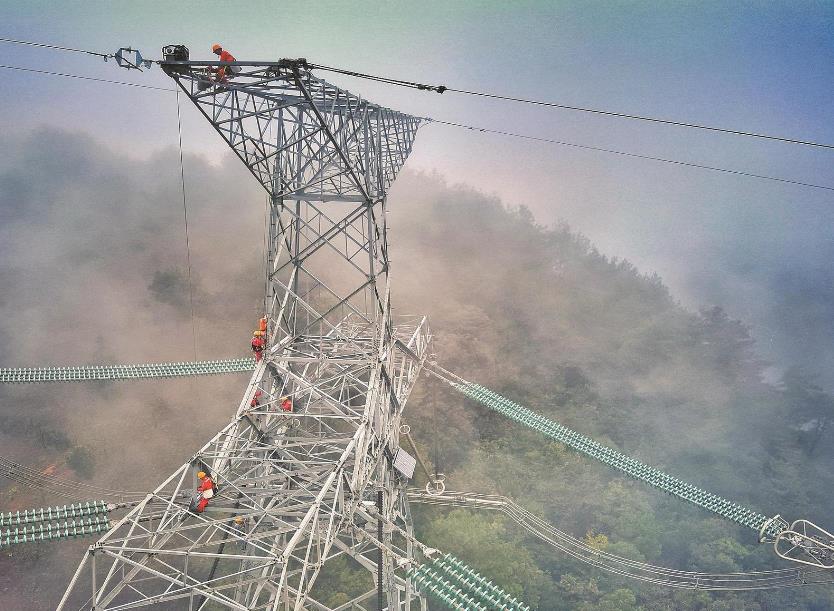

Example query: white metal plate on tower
[393,448,417,479]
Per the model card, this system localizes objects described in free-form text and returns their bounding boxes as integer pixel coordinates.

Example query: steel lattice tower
[59,57,432,611]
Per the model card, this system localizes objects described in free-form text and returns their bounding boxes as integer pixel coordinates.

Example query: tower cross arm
[162,53,426,202]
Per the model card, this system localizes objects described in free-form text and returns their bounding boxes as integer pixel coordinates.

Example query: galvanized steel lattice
[58,57,434,611]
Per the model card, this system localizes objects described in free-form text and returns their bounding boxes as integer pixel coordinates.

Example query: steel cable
[0,37,111,59]
[0,64,173,91]
[410,491,833,591]
[175,88,199,361]
[430,119,834,192]
[308,62,834,151]
[2,36,829,152]
[0,457,146,499]
[2,60,830,193]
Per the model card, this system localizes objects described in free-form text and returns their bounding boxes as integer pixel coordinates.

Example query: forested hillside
[387,172,834,610]
[1,134,833,609]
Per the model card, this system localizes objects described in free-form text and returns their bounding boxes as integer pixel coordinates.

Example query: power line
[0,36,111,59]
[2,35,830,151]
[1,57,829,193]
[432,119,834,192]
[0,457,145,499]
[442,88,834,151]
[0,64,174,91]
[309,63,834,151]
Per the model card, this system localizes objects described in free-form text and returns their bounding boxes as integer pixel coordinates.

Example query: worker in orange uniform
[250,389,263,408]
[280,396,293,412]
[211,44,237,82]
[194,471,216,514]
[251,331,265,362]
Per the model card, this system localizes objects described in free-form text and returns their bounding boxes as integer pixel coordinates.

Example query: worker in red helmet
[280,395,293,412]
[194,471,216,513]
[250,389,263,408]
[211,43,237,82]
[251,330,265,362]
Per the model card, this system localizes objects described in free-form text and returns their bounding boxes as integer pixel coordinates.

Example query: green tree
[67,446,95,479]
[421,509,550,607]
[578,588,644,611]
[781,368,834,456]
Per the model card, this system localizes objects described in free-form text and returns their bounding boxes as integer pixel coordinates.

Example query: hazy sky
[2,0,834,380]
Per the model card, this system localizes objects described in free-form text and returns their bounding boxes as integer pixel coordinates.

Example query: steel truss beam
[59,58,430,610]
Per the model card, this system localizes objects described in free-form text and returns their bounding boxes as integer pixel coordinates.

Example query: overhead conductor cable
[309,62,834,150]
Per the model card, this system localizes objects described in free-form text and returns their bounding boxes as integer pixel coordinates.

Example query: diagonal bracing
[58,56,431,611]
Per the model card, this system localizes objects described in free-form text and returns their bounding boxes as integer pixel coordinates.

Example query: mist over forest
[1,130,834,610]
[577,176,834,393]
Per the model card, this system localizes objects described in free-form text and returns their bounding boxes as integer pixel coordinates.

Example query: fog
[1,130,833,609]
[537,172,834,388]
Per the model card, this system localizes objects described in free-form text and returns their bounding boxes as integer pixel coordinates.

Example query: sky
[0,3,833,607]
[1,0,834,382]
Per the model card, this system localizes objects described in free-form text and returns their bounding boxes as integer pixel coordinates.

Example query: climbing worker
[233,515,248,550]
[211,43,237,82]
[280,395,293,413]
[250,389,263,408]
[251,331,265,362]
[193,471,216,514]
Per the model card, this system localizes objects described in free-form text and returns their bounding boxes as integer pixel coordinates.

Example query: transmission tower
[59,53,432,611]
